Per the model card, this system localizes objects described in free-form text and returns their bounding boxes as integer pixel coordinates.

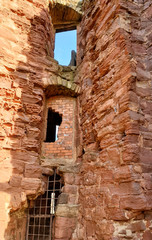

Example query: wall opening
[26,170,63,240]
[54,30,77,66]
[45,108,62,143]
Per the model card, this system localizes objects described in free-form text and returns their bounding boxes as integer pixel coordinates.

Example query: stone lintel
[44,64,81,97]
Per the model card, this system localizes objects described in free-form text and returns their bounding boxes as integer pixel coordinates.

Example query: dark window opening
[45,109,62,143]
[26,170,63,240]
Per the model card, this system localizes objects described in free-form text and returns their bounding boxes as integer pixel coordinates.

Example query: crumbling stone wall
[0,0,81,239]
[0,0,55,238]
[75,0,152,239]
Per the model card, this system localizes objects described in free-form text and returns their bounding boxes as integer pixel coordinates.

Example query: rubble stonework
[0,0,152,239]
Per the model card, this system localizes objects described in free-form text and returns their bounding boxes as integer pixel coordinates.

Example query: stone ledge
[56,204,79,217]
[58,164,80,173]
[41,158,80,173]
[41,158,75,168]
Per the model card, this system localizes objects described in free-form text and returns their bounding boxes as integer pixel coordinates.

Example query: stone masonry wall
[0,0,81,239]
[75,0,152,239]
[0,0,55,239]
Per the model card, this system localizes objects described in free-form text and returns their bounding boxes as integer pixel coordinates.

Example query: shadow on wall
[0,6,54,239]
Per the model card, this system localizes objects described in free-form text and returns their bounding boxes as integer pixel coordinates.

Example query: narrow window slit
[45,108,62,143]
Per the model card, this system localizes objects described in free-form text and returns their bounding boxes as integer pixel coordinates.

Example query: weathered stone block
[57,193,69,204]
[56,204,78,217]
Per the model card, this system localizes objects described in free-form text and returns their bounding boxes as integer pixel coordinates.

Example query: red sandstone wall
[0,0,55,238]
[76,0,152,239]
[128,0,152,196]
[0,0,152,239]
[42,96,77,162]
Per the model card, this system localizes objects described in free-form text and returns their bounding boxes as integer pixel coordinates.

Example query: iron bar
[26,170,63,240]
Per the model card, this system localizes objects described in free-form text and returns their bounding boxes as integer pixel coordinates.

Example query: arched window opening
[26,170,63,240]
[45,108,62,143]
[54,30,77,66]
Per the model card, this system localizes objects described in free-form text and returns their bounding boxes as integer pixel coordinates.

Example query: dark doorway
[26,170,63,240]
[45,109,62,143]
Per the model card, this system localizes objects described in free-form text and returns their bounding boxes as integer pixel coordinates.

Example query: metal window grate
[26,170,63,240]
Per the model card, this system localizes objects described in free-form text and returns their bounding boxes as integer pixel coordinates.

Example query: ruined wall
[0,0,81,239]
[76,0,152,239]
[0,0,55,238]
[0,0,152,239]
[42,96,77,162]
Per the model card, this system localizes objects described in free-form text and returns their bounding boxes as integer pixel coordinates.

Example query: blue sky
[54,30,77,66]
